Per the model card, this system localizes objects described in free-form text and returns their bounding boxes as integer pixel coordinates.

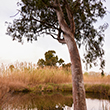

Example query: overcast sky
[0,0,110,73]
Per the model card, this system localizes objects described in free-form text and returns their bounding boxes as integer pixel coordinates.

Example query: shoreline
[1,83,110,96]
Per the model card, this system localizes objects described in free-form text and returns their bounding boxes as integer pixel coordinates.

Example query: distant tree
[101,70,105,77]
[37,50,64,67]
[58,58,64,66]
[44,50,58,66]
[6,0,108,109]
[9,65,15,72]
[37,58,45,68]
[62,63,71,70]
[62,63,71,68]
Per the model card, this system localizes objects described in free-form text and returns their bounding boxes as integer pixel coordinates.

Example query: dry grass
[0,62,110,93]
[84,72,110,84]
[0,62,72,93]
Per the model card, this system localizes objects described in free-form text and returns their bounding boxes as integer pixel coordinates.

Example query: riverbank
[1,83,110,102]
[1,81,110,97]
[18,83,110,97]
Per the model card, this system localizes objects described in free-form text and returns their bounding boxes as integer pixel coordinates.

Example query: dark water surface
[0,92,110,110]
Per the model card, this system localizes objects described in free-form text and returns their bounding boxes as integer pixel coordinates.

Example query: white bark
[64,34,87,110]
[55,1,87,109]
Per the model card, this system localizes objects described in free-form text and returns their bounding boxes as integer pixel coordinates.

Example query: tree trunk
[64,33,87,110]
[55,3,87,109]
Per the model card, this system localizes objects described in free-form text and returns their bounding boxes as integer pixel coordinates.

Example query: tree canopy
[6,0,108,70]
[37,50,64,67]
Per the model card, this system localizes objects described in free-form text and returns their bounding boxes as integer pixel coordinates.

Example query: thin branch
[106,10,110,14]
[49,32,66,44]
[39,31,57,39]
[32,16,60,31]
[10,10,20,18]
[40,28,66,44]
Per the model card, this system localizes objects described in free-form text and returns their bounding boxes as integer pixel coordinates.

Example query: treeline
[8,50,71,71]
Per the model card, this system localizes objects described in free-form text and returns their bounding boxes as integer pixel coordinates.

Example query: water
[0,92,110,110]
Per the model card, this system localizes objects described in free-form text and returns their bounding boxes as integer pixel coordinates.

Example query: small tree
[44,50,58,66]
[6,0,108,109]
[37,58,45,68]
[101,70,105,77]
[58,58,64,66]
[37,50,65,67]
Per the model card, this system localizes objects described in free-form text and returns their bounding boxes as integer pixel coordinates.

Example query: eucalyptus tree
[37,50,64,67]
[44,50,58,66]
[6,0,108,109]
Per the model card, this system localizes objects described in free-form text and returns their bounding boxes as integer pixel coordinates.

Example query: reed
[0,62,110,93]
[0,62,72,93]
[84,72,110,85]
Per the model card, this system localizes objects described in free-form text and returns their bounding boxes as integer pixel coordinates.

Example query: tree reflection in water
[0,92,110,110]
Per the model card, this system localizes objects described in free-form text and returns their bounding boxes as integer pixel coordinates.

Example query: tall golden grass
[0,62,72,93]
[0,62,110,93]
[84,71,110,84]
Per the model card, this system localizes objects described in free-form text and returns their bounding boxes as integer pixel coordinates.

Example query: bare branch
[10,11,19,18]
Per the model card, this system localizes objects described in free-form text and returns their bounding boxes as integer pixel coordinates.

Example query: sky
[0,0,110,74]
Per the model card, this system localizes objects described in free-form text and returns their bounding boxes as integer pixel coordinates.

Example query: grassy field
[0,62,110,96]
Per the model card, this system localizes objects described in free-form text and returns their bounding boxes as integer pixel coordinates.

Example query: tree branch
[57,27,66,44]
[55,0,72,36]
[63,0,75,33]
[40,29,66,44]
[32,16,60,31]
[42,0,58,10]
[58,38,66,44]
[10,10,20,18]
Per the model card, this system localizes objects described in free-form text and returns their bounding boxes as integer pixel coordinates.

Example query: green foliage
[37,50,65,67]
[6,0,108,70]
[37,59,45,68]
[58,58,64,66]
[62,63,71,71]
[85,84,110,95]
[44,50,58,66]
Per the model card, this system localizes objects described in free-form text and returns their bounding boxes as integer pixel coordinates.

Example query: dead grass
[0,62,110,94]
[0,62,72,93]
[84,73,110,84]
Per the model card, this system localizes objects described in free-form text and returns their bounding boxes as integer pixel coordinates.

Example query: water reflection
[86,98,110,110]
[0,92,110,110]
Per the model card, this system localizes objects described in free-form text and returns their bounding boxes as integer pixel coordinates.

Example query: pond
[0,92,110,110]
